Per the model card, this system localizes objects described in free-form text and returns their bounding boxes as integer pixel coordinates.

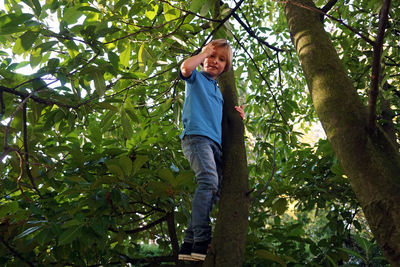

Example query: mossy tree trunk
[283,1,400,265]
[202,70,250,266]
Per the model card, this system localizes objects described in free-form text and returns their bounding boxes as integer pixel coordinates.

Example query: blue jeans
[181,135,223,243]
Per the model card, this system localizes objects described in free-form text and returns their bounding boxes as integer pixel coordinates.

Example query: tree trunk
[283,1,400,266]
[203,69,250,266]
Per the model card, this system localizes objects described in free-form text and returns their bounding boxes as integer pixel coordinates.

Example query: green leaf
[138,43,154,72]
[133,155,148,174]
[160,98,172,113]
[100,110,115,130]
[77,6,101,13]
[0,13,33,27]
[58,226,82,245]
[175,171,194,187]
[34,41,58,53]
[22,0,42,16]
[15,225,43,239]
[255,250,286,267]
[12,30,39,54]
[92,71,106,97]
[121,109,133,139]
[354,235,371,253]
[145,2,159,20]
[119,156,132,176]
[36,228,53,245]
[61,219,81,229]
[120,42,131,68]
[163,2,179,22]
[106,160,125,177]
[0,201,19,217]
[200,0,211,16]
[158,168,174,184]
[326,254,338,267]
[89,124,102,146]
[272,198,287,215]
[114,0,129,10]
[63,7,83,24]
[108,51,119,68]
[96,102,118,112]
[125,107,139,123]
[189,0,207,13]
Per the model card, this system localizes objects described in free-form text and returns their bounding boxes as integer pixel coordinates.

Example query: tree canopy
[0,0,399,266]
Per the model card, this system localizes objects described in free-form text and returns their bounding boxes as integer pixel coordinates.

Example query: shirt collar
[200,71,217,84]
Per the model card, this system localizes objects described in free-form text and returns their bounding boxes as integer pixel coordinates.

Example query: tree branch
[321,0,338,13]
[319,0,338,21]
[201,0,246,50]
[22,99,42,198]
[118,254,177,266]
[109,215,167,234]
[0,236,35,267]
[0,85,74,109]
[166,211,179,261]
[368,0,391,134]
[0,86,4,119]
[231,11,284,52]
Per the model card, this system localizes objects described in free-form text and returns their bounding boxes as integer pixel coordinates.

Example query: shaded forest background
[0,0,399,266]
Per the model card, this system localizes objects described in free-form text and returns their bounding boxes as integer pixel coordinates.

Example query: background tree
[0,0,398,266]
[283,0,400,265]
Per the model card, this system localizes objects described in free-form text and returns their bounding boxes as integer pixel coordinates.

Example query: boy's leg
[181,135,221,243]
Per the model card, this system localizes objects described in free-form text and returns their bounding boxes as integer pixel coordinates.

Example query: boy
[178,39,244,261]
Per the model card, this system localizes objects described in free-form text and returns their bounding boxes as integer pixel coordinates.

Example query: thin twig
[368,0,391,134]
[123,215,167,234]
[15,149,33,203]
[250,135,278,202]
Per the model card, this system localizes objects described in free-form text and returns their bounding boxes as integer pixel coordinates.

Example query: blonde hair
[202,39,233,73]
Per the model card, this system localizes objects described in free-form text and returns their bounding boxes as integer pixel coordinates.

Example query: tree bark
[283,0,400,266]
[203,69,250,266]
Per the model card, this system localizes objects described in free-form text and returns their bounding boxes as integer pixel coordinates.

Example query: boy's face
[203,46,227,79]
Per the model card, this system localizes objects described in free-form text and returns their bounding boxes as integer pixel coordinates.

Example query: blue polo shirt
[180,69,224,146]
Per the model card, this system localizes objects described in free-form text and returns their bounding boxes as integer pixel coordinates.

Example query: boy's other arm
[235,105,245,120]
[180,44,215,78]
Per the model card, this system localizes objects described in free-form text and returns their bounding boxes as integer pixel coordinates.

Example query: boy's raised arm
[180,44,215,78]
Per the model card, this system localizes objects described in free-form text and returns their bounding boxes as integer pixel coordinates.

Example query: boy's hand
[180,44,216,78]
[235,105,245,120]
[201,43,216,57]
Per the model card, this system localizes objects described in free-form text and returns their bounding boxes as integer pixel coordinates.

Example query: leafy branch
[232,33,288,125]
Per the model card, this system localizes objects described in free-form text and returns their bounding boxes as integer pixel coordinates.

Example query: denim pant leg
[181,135,222,243]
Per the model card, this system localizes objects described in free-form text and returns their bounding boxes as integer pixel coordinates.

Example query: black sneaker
[191,239,211,261]
[178,242,196,261]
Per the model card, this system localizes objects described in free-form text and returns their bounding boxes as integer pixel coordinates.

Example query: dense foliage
[0,0,398,266]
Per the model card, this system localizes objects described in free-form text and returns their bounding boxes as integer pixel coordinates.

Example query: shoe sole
[178,254,200,261]
[191,252,206,261]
